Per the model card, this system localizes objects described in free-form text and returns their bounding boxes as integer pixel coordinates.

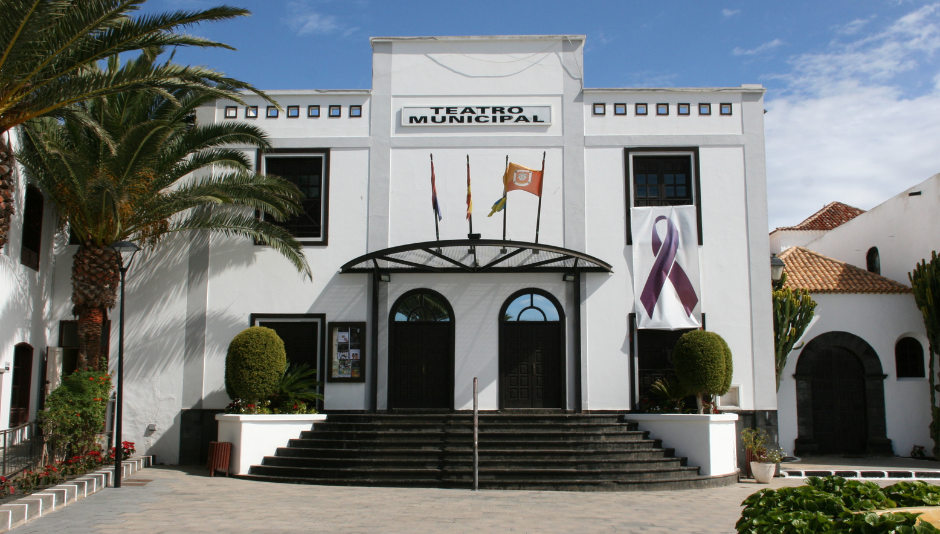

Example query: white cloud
[722,9,741,18]
[835,17,875,35]
[284,2,357,37]
[764,4,940,228]
[733,39,784,56]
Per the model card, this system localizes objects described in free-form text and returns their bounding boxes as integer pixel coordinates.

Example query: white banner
[401,105,551,126]
[632,206,701,330]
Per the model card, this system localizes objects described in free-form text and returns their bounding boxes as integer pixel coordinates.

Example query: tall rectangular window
[632,156,693,207]
[20,185,44,271]
[624,148,703,245]
[262,151,329,244]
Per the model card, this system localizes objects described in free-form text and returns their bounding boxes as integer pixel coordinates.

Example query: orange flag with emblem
[503,163,543,197]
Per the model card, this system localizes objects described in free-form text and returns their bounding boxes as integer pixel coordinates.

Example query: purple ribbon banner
[639,215,699,318]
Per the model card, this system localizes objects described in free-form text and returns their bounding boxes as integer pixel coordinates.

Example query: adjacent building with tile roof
[778,246,911,294]
[770,202,866,254]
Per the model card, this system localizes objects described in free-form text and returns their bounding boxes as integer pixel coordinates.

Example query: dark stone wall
[733,410,779,474]
[179,409,223,466]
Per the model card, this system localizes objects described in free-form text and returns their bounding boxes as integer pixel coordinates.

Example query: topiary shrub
[673,330,732,413]
[225,326,286,404]
[717,334,733,396]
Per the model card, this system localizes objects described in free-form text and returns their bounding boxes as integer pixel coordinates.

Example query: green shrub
[673,330,731,413]
[737,476,940,533]
[225,326,287,403]
[39,370,111,461]
[717,334,733,395]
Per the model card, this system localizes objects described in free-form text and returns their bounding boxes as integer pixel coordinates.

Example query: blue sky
[144,0,940,228]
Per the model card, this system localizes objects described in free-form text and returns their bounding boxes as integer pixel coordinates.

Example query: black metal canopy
[340,239,613,274]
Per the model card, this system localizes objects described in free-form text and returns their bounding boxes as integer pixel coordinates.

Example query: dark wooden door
[9,345,34,427]
[389,322,451,409]
[260,322,319,370]
[811,347,867,454]
[501,323,562,409]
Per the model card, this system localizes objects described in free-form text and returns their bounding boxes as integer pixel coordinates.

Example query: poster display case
[327,322,365,382]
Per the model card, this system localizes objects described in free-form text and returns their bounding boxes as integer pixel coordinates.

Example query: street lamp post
[771,254,786,283]
[110,241,140,489]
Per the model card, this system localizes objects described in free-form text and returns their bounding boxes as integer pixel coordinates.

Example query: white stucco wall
[0,130,60,431]
[769,229,826,255]
[805,174,940,285]
[777,293,930,457]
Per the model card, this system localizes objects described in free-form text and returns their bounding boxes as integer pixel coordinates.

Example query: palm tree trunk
[0,136,15,251]
[77,307,106,371]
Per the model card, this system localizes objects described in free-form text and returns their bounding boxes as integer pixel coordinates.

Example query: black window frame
[720,103,733,115]
[257,148,330,246]
[245,106,258,119]
[266,106,279,119]
[624,147,703,246]
[20,185,44,271]
[224,106,238,119]
[699,103,711,116]
[349,105,362,118]
[250,313,326,410]
[286,106,300,118]
[329,105,341,118]
[678,103,690,116]
[866,247,881,275]
[308,105,320,118]
[656,103,669,116]
[614,103,627,115]
[592,103,606,116]
[895,337,925,378]
[635,103,648,116]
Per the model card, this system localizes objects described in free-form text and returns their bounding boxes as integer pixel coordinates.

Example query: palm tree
[1,0,269,249]
[16,53,311,371]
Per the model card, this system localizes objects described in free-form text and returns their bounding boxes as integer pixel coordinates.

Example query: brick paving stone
[11,466,814,534]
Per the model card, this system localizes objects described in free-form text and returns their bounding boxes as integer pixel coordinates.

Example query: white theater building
[0,35,777,466]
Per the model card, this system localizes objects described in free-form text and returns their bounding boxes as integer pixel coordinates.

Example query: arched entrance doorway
[388,290,454,410]
[794,331,892,455]
[499,290,565,409]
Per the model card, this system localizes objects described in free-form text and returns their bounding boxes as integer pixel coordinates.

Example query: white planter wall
[216,414,327,475]
[625,413,739,476]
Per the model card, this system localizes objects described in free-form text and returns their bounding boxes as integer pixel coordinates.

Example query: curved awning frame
[339,239,612,274]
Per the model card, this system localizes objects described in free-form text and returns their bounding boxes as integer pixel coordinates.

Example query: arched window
[502,292,560,321]
[866,247,880,275]
[20,185,44,271]
[896,337,925,378]
[394,292,451,322]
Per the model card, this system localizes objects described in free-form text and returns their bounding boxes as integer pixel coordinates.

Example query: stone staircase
[237,414,738,491]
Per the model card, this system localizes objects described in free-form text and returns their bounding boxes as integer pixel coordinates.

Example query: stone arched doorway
[387,289,455,410]
[794,331,892,455]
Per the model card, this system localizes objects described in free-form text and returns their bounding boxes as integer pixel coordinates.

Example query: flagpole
[534,151,546,244]
[431,153,440,242]
[501,155,508,242]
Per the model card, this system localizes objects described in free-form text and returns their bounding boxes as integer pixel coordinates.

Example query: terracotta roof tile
[772,202,866,233]
[778,247,911,294]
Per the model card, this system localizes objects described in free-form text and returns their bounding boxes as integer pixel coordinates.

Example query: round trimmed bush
[716,334,733,396]
[673,330,729,413]
[225,326,287,403]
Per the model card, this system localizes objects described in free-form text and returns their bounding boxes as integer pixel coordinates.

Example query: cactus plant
[910,251,940,459]
[773,272,817,391]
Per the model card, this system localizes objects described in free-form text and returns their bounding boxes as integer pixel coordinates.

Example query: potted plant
[741,428,784,483]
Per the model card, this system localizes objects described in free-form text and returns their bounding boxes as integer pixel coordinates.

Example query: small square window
[224,106,238,119]
[614,103,627,115]
[678,103,690,115]
[636,103,648,116]
[308,105,320,118]
[349,105,362,118]
[245,106,258,119]
[266,106,279,118]
[286,106,299,118]
[656,104,669,116]
[329,105,341,117]
[592,103,606,116]
[699,103,711,115]
[720,103,733,115]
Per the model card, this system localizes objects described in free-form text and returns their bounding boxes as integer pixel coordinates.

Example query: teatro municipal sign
[401,105,552,126]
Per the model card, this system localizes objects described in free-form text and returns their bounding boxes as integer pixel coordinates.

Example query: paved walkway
[13,467,807,534]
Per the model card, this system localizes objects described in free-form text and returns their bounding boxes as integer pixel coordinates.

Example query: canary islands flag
[487,196,506,217]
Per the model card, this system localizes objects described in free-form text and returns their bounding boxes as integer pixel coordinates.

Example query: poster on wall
[631,206,701,330]
[328,322,366,382]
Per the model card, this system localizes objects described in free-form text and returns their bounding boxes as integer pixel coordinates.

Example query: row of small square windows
[223,105,363,119]
[592,103,732,116]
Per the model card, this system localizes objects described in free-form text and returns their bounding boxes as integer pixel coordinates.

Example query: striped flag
[487,196,506,217]
[431,158,442,221]
[466,158,473,220]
